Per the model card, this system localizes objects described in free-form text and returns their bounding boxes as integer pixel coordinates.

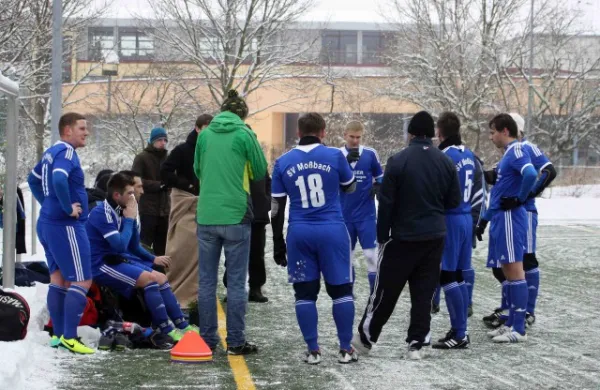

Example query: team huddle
[28,107,555,363]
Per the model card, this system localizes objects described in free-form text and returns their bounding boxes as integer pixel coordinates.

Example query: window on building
[199,36,223,60]
[362,32,386,65]
[88,28,114,61]
[119,29,154,60]
[321,31,358,64]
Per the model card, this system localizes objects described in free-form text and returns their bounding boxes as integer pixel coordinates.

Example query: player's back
[443,145,475,215]
[35,141,89,223]
[86,201,121,271]
[274,144,352,224]
[521,140,551,211]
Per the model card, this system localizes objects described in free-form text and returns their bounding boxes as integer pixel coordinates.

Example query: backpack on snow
[0,289,30,341]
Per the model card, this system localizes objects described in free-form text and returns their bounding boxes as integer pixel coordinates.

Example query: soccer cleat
[468,305,473,318]
[432,336,469,350]
[49,335,62,348]
[487,325,510,338]
[60,336,96,354]
[437,329,455,343]
[492,330,527,343]
[303,350,322,365]
[338,348,359,364]
[180,324,200,334]
[483,308,507,329]
[406,340,425,360]
[98,334,115,351]
[351,333,372,355]
[526,313,536,328]
[227,342,258,355]
[150,330,175,350]
[167,329,184,342]
[431,304,440,314]
[113,333,133,351]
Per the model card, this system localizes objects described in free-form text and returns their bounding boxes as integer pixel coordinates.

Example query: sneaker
[483,308,507,329]
[113,333,133,351]
[468,305,473,318]
[431,304,440,314]
[432,336,469,350]
[167,329,184,342]
[407,340,424,360]
[180,324,200,334]
[248,288,269,303]
[492,330,527,343]
[49,335,62,348]
[487,325,510,338]
[303,350,322,365]
[526,313,536,328]
[338,348,359,364]
[60,336,96,354]
[351,333,372,355]
[437,329,455,343]
[150,331,175,350]
[98,334,115,351]
[227,342,258,355]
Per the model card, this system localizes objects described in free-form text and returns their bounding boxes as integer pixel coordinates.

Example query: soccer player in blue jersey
[271,113,358,365]
[475,113,538,343]
[27,113,95,354]
[432,112,477,349]
[338,121,383,294]
[86,172,197,343]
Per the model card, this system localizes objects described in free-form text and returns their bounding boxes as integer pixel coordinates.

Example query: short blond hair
[345,121,365,133]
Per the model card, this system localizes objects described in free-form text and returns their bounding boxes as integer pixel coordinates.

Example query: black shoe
[150,330,175,350]
[227,342,258,355]
[248,288,269,303]
[437,329,455,343]
[431,304,440,314]
[468,305,473,317]
[483,308,507,329]
[113,333,133,351]
[526,312,536,327]
[98,334,115,351]
[432,336,469,350]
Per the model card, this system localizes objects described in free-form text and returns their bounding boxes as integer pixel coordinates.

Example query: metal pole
[526,0,535,134]
[50,0,63,144]
[107,75,112,113]
[2,97,19,289]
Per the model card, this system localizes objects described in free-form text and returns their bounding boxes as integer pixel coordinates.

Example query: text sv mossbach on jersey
[286,161,332,177]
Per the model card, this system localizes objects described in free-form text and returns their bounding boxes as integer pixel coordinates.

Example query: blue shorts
[286,222,352,285]
[442,214,472,271]
[525,211,538,254]
[38,221,92,282]
[346,219,377,251]
[94,258,152,298]
[486,208,527,268]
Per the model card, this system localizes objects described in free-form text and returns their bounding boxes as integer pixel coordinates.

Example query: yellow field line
[216,300,256,390]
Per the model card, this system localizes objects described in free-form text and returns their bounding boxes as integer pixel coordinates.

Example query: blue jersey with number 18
[442,145,476,215]
[271,143,355,224]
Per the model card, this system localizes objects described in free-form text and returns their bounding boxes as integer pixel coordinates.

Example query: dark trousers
[140,214,169,256]
[358,237,445,345]
[223,223,267,289]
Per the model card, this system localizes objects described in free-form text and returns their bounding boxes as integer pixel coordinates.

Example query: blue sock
[500,281,510,318]
[525,268,540,315]
[368,273,376,295]
[504,282,513,328]
[433,285,441,307]
[510,280,528,335]
[443,282,465,339]
[462,269,475,306]
[159,282,189,329]
[295,300,319,351]
[144,282,173,333]
[458,281,469,333]
[332,296,355,351]
[47,284,67,338]
[63,285,88,339]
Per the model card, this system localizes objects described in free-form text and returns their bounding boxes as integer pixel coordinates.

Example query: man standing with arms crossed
[339,121,383,294]
[28,113,95,354]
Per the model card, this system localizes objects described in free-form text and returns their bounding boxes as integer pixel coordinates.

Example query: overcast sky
[100,0,600,33]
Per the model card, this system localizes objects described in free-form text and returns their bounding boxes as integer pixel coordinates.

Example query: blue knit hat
[149,127,168,144]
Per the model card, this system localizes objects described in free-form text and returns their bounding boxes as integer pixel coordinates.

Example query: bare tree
[145,0,318,111]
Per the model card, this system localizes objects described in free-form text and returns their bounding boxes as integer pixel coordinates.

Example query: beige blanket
[165,187,198,307]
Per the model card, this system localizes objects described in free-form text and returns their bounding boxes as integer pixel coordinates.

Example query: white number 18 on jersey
[295,173,326,208]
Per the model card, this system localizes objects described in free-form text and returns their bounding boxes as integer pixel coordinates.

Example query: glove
[500,197,523,211]
[483,169,497,185]
[346,149,360,164]
[274,238,287,267]
[475,219,489,242]
[370,182,381,200]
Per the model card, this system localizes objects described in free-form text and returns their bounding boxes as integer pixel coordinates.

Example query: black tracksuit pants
[358,237,445,345]
[223,223,267,289]
[140,214,169,256]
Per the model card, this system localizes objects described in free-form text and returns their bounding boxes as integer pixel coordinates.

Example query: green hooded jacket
[194,111,268,225]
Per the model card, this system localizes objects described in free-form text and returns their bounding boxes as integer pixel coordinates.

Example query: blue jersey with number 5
[271,143,355,224]
[442,145,475,215]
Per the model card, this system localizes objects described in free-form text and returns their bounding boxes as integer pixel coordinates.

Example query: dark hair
[489,113,518,138]
[221,90,248,119]
[59,112,86,136]
[118,170,141,180]
[107,172,136,198]
[95,174,113,193]
[195,114,213,129]
[298,113,326,137]
[437,112,461,140]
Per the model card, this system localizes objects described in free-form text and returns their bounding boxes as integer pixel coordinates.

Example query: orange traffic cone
[170,331,213,363]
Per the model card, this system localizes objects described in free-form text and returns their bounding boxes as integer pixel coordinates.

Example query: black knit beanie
[408,111,435,138]
[221,90,249,119]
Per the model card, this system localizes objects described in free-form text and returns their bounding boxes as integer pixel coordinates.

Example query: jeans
[197,223,251,348]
